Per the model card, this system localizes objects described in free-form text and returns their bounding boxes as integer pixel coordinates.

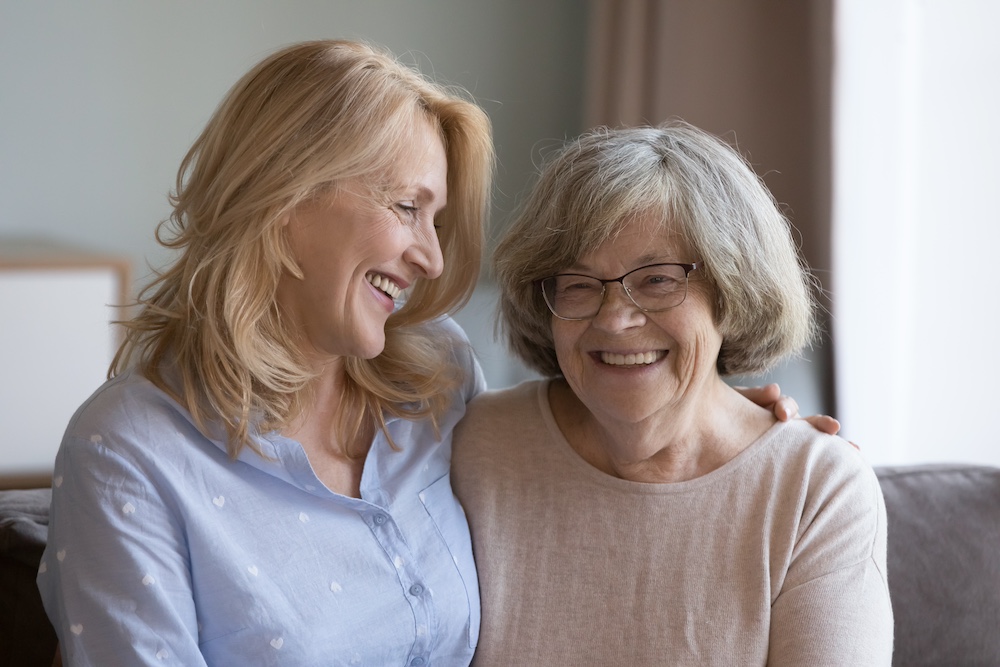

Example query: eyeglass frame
[536,261,701,321]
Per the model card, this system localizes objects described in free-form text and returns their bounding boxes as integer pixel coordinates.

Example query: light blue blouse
[38,318,485,667]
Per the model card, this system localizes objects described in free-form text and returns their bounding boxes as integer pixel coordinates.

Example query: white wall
[0,0,587,392]
[833,0,1000,465]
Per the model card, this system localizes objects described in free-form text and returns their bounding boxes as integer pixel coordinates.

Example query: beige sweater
[452,380,893,666]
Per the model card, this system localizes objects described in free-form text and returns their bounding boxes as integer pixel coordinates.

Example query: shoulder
[428,313,469,341]
[451,382,544,504]
[764,419,878,492]
[427,315,486,398]
[463,380,542,424]
[756,423,890,607]
[760,420,885,550]
[58,369,214,470]
[66,370,179,437]
[453,380,546,469]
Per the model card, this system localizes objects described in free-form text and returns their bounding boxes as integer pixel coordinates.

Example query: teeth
[600,351,662,366]
[366,273,402,300]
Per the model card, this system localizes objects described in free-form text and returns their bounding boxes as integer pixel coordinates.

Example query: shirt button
[409,583,424,596]
[373,513,388,526]
[410,658,425,667]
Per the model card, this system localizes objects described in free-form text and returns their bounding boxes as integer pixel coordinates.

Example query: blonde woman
[38,40,492,666]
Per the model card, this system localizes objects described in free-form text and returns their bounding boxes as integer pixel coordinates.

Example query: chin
[331,333,386,361]
[360,334,389,359]
[356,343,387,360]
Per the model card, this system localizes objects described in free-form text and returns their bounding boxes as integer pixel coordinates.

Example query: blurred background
[1,0,997,478]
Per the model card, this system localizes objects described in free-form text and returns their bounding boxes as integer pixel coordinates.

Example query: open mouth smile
[599,350,666,366]
[366,272,402,300]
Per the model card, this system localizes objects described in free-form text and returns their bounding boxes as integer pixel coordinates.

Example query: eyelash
[395,203,442,231]
[393,203,418,224]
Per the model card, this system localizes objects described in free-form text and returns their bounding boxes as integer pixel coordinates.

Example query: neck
[283,359,374,497]
[548,378,774,483]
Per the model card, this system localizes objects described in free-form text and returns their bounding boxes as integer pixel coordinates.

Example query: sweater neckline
[532,378,788,494]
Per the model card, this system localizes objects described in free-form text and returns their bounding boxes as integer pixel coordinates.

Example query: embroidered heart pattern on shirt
[247,565,258,576]
[89,434,103,444]
[330,581,343,593]
[53,475,63,487]
[70,624,83,635]
[122,502,136,515]
[142,574,155,586]
[213,496,225,508]
[57,550,66,562]
[270,638,284,649]
[298,512,309,523]
[155,649,168,660]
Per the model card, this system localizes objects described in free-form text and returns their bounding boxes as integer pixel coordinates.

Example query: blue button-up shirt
[38,317,484,666]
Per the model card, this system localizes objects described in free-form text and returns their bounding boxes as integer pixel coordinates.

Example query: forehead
[383,118,448,190]
[574,217,691,269]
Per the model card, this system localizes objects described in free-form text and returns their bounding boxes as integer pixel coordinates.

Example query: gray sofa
[876,464,1000,666]
[2,465,998,666]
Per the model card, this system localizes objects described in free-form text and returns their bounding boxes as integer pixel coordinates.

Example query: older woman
[452,122,893,665]
[38,40,493,666]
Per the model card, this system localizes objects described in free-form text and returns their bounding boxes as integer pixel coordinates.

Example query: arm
[735,383,841,435]
[39,436,208,667]
[768,464,893,665]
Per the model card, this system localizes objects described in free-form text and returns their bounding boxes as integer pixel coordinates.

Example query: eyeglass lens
[541,263,691,319]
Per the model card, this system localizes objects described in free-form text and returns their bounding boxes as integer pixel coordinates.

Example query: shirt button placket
[404,570,432,662]
[369,510,432,662]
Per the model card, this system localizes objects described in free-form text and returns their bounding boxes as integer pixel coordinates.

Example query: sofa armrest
[0,488,58,667]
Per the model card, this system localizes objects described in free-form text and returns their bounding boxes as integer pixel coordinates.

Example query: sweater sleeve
[767,461,894,666]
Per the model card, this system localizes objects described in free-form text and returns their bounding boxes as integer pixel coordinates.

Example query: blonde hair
[112,40,493,456]
[494,121,816,377]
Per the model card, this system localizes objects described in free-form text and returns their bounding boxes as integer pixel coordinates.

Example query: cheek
[551,321,582,366]
[685,284,723,333]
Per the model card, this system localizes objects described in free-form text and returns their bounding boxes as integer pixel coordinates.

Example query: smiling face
[276,118,448,364]
[551,219,723,426]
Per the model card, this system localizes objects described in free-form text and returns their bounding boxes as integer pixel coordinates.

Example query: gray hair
[493,120,818,377]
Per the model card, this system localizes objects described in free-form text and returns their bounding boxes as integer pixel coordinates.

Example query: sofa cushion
[0,488,57,667]
[3,468,999,666]
[876,464,1000,667]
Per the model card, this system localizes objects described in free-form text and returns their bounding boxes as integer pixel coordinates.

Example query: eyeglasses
[538,262,700,320]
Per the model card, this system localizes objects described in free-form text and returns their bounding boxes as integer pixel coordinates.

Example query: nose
[404,224,445,280]
[591,282,646,332]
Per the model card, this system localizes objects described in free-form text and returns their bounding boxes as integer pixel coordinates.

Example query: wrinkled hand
[734,383,842,436]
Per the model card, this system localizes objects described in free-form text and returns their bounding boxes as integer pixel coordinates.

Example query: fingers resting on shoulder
[734,383,842,436]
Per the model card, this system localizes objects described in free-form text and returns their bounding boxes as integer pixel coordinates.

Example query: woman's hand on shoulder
[734,383,842,435]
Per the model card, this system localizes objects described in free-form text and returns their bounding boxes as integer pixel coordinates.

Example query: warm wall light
[832,0,1000,466]
[0,238,130,488]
